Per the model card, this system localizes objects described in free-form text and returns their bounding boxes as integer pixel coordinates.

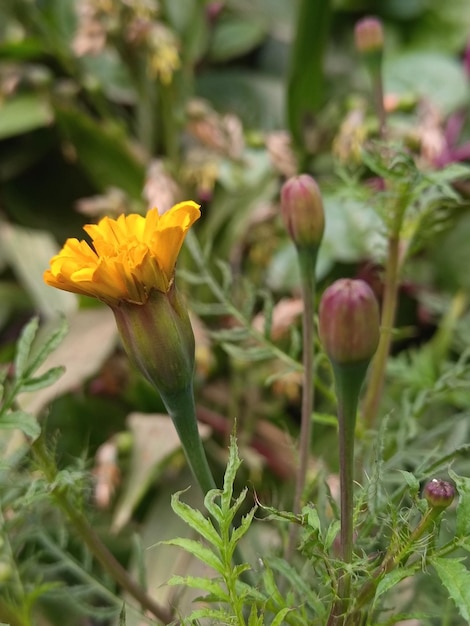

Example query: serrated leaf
[163,537,223,574]
[431,557,470,622]
[167,575,230,603]
[324,520,340,550]
[230,507,256,547]
[221,437,242,513]
[374,565,420,604]
[448,469,470,537]
[19,366,65,393]
[171,492,222,549]
[0,410,41,440]
[23,317,68,378]
[187,607,233,623]
[14,317,39,380]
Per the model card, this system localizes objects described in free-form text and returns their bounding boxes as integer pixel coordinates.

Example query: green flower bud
[354,16,384,55]
[280,174,325,250]
[112,283,195,409]
[424,479,455,510]
[319,279,380,366]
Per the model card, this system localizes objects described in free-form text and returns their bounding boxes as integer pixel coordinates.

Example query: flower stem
[165,383,217,496]
[32,438,174,625]
[362,233,401,430]
[285,249,317,561]
[328,362,368,626]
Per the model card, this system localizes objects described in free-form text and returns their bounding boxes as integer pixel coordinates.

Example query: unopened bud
[424,479,455,510]
[354,17,384,54]
[319,279,380,365]
[280,174,325,250]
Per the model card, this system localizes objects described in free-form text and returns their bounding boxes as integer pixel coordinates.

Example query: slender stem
[32,438,175,625]
[371,65,386,139]
[328,362,368,626]
[362,233,401,429]
[285,249,316,561]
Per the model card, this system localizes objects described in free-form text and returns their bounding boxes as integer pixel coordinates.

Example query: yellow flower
[44,201,200,306]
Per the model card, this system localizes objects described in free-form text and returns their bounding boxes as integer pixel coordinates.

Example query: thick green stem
[165,383,217,495]
[328,362,368,626]
[32,438,174,625]
[362,233,401,429]
[285,248,317,561]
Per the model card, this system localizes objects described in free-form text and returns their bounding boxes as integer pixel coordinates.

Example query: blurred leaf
[448,469,470,538]
[286,0,331,148]
[55,106,146,199]
[112,414,211,532]
[0,222,78,318]
[384,52,469,115]
[0,94,54,140]
[16,308,117,416]
[162,0,209,64]
[432,213,470,292]
[0,409,40,440]
[79,53,135,104]
[0,38,46,60]
[14,316,39,380]
[209,15,267,62]
[197,70,284,130]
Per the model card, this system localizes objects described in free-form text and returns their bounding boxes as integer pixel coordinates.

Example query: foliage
[2,0,470,625]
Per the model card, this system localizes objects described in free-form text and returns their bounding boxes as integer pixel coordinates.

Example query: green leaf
[0,410,41,440]
[14,317,39,380]
[162,537,223,574]
[24,317,68,378]
[431,557,470,622]
[286,0,331,148]
[398,471,420,497]
[221,436,242,514]
[170,491,222,549]
[374,565,420,604]
[324,520,340,550]
[448,469,470,537]
[19,366,65,393]
[0,94,53,140]
[271,608,293,626]
[209,15,267,62]
[167,574,230,603]
[55,106,145,199]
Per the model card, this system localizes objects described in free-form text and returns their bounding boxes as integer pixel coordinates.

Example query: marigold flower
[44,201,200,306]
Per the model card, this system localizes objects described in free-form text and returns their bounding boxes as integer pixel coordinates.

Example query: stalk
[285,249,317,561]
[32,438,175,625]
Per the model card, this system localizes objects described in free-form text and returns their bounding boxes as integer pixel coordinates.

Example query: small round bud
[319,279,380,365]
[280,174,325,249]
[354,17,384,54]
[424,479,455,510]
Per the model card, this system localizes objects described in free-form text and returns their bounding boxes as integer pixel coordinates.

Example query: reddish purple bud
[424,479,455,510]
[319,279,380,365]
[280,174,325,249]
[355,17,384,54]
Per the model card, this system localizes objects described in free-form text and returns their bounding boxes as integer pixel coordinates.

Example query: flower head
[44,201,200,306]
[280,174,325,250]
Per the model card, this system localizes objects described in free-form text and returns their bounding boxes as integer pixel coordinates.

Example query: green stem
[362,233,401,429]
[165,383,217,495]
[328,362,368,626]
[285,248,317,561]
[32,438,175,625]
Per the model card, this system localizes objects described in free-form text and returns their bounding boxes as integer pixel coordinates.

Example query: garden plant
[1,1,470,625]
